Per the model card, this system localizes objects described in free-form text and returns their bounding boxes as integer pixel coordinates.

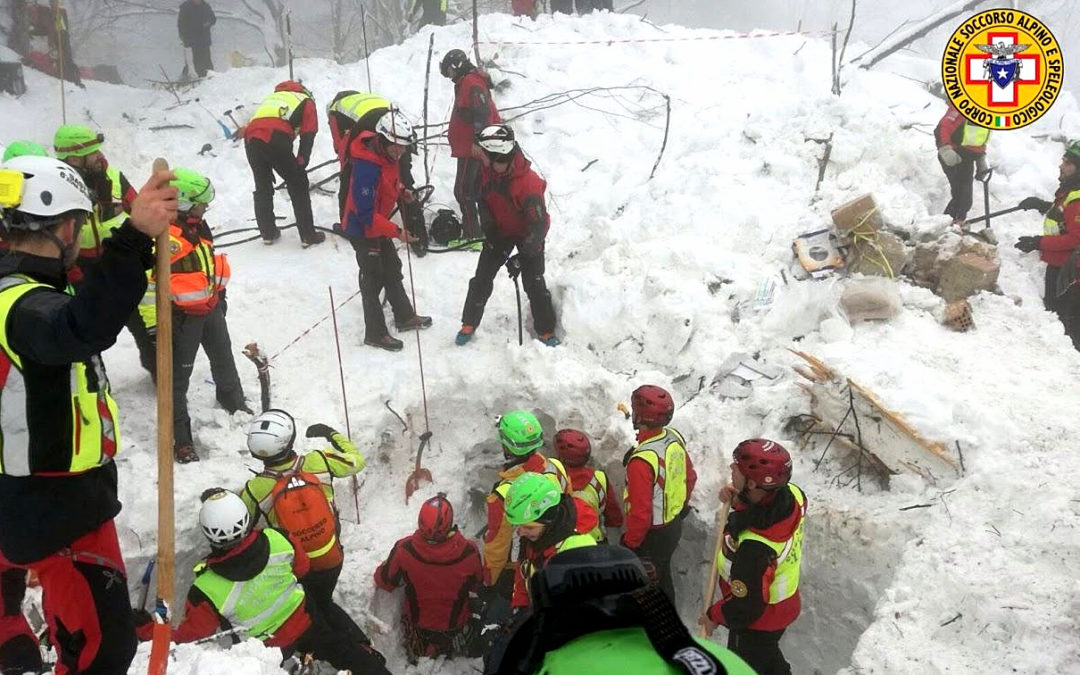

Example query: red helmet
[275,80,311,97]
[554,429,591,467]
[417,493,454,541]
[733,439,792,489]
[630,385,674,428]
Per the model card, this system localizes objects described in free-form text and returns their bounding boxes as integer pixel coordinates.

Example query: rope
[847,207,895,279]
[401,203,432,435]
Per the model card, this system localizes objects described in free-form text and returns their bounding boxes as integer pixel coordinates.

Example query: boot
[365,335,404,352]
[174,444,200,463]
[301,231,326,248]
[538,332,561,347]
[455,325,475,346]
[395,315,433,331]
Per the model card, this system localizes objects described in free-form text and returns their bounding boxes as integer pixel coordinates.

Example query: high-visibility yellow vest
[494,455,571,501]
[251,91,310,127]
[571,469,610,542]
[0,275,120,476]
[79,166,127,257]
[623,427,689,526]
[961,123,990,149]
[327,93,390,124]
[192,529,306,641]
[718,484,806,604]
[1044,190,1080,235]
[410,0,448,12]
[520,532,596,599]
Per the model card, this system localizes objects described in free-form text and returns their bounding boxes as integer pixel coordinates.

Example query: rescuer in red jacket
[440,49,501,240]
[935,103,991,227]
[374,494,483,662]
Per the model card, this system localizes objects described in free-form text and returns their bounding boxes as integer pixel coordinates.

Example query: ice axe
[966,167,998,244]
[506,255,523,346]
[405,431,434,503]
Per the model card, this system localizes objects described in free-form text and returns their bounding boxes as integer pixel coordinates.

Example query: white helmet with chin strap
[199,491,251,548]
[477,124,517,156]
[375,110,416,146]
[247,409,296,462]
[0,155,92,231]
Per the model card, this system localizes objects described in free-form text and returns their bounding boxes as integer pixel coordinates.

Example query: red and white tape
[479,29,834,47]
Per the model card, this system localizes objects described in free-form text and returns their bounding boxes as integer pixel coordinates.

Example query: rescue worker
[141,168,249,463]
[177,0,216,77]
[374,494,483,662]
[1015,140,1080,351]
[343,109,431,351]
[244,80,325,247]
[457,124,558,347]
[510,0,538,18]
[487,546,755,675]
[2,140,47,162]
[327,90,427,255]
[53,124,157,376]
[238,410,369,648]
[0,155,176,673]
[134,490,390,674]
[553,429,623,542]
[504,472,597,609]
[440,49,501,240]
[701,439,806,675]
[935,103,991,227]
[621,384,696,603]
[408,0,447,27]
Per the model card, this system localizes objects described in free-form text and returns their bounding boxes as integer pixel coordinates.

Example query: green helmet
[53,125,104,159]
[1066,139,1080,166]
[170,168,215,211]
[3,140,48,162]
[504,472,562,525]
[539,627,757,675]
[499,410,544,456]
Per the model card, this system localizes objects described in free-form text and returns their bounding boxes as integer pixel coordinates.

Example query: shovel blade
[404,468,434,502]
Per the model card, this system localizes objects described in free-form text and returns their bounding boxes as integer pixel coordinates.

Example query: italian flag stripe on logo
[995,115,1011,128]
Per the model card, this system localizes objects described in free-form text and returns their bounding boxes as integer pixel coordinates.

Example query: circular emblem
[941,10,1064,130]
[730,580,748,598]
[169,241,181,256]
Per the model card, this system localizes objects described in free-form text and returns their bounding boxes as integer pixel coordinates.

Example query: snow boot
[365,335,404,352]
[174,444,200,463]
[301,231,326,248]
[538,332,561,347]
[455,325,475,346]
[395,315,433,331]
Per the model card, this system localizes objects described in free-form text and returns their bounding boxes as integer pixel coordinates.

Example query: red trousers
[0,520,136,674]
[512,0,537,16]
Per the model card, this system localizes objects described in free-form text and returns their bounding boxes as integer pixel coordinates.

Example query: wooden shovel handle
[699,499,732,638]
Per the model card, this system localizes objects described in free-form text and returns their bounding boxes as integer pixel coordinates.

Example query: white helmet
[476,124,517,156]
[199,491,250,547]
[375,110,416,146]
[247,409,296,461]
[0,156,92,229]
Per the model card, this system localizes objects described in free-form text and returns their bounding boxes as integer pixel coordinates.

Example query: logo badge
[942,10,1064,129]
[730,579,749,598]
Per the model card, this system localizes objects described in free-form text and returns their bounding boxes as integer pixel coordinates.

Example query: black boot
[302,231,327,248]
[364,335,404,352]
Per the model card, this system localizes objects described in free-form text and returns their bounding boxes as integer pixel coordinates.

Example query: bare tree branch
[852,0,988,69]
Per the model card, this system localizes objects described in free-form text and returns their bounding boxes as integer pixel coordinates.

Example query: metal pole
[423,33,434,185]
[328,286,361,523]
[52,0,65,123]
[286,10,294,79]
[361,5,373,91]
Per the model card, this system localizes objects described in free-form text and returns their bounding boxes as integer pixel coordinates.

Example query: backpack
[264,462,343,571]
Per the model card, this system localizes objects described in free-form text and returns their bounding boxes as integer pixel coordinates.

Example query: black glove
[1019,197,1052,213]
[505,254,522,279]
[305,423,337,439]
[1015,236,1042,253]
[132,608,153,629]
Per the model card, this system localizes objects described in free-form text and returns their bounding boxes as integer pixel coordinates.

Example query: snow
[4,8,1080,674]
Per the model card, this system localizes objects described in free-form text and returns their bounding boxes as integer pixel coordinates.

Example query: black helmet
[440,49,472,79]
[430,209,462,246]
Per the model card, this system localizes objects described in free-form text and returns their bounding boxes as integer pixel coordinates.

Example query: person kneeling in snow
[700,439,807,675]
[134,490,390,674]
[374,494,484,663]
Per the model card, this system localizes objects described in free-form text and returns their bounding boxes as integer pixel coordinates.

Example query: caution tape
[479,29,834,47]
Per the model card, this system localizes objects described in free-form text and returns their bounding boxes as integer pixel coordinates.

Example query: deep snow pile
[5,10,1080,674]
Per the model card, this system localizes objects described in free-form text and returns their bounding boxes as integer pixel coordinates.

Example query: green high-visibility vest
[961,123,991,148]
[623,427,689,526]
[1044,190,1080,236]
[718,483,806,604]
[78,166,127,256]
[327,93,390,123]
[251,91,310,126]
[571,469,610,542]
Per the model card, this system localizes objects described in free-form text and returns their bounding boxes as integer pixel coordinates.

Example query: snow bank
[4,9,1080,674]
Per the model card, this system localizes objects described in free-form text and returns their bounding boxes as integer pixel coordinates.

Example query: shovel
[405,431,434,503]
[965,168,998,244]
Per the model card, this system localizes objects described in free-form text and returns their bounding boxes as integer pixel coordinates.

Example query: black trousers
[126,310,156,379]
[191,45,213,77]
[0,567,41,674]
[635,514,684,603]
[293,606,389,675]
[728,629,790,675]
[245,134,317,242]
[352,238,416,340]
[172,303,245,447]
[1045,265,1080,351]
[940,156,975,222]
[300,564,370,649]
[454,158,483,239]
[461,238,556,335]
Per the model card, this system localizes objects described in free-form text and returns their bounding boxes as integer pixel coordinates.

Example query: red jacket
[136,529,312,647]
[565,465,623,529]
[622,427,697,549]
[449,70,501,158]
[512,496,598,608]
[245,83,318,163]
[478,153,549,241]
[934,105,987,158]
[342,132,402,239]
[374,530,482,632]
[707,488,804,632]
[511,0,537,16]
[1039,178,1080,267]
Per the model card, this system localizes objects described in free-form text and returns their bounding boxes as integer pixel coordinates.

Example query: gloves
[937,145,963,167]
[975,155,990,180]
[1015,236,1042,253]
[305,423,337,439]
[1019,197,1052,213]
[505,254,522,279]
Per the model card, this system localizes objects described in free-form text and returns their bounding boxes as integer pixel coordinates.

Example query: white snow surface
[5,10,1080,674]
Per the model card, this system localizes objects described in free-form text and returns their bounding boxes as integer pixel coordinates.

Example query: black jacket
[0,221,153,563]
[178,0,216,48]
